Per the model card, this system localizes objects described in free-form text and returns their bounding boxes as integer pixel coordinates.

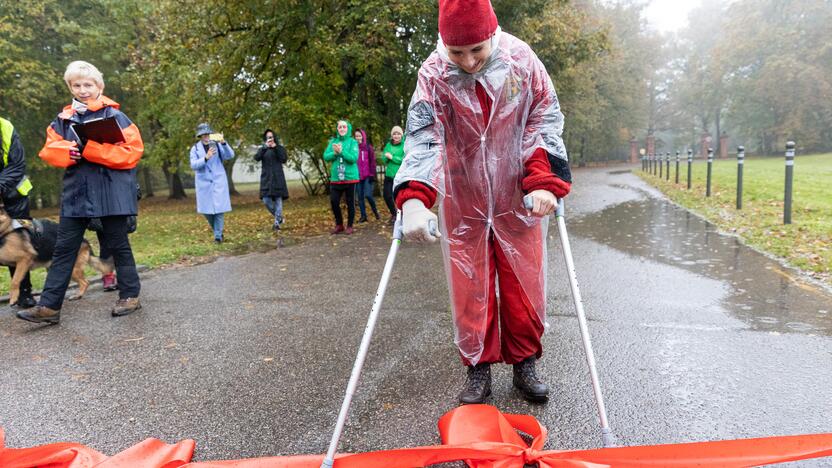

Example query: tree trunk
[142,166,154,198]
[224,158,240,196]
[714,108,722,155]
[162,162,187,199]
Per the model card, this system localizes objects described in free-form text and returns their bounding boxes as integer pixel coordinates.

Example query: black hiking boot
[512,357,549,403]
[459,363,491,404]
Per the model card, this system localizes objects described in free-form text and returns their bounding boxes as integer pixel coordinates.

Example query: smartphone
[208,133,224,142]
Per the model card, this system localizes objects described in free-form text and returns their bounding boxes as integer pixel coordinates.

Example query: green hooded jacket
[379,136,405,179]
[323,120,359,183]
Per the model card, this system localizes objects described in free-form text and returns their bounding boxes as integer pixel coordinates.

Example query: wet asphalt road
[1,166,831,465]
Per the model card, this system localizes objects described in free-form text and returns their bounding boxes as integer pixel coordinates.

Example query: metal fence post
[736,146,745,210]
[675,151,680,184]
[665,152,670,181]
[687,149,693,189]
[706,147,714,197]
[784,141,795,224]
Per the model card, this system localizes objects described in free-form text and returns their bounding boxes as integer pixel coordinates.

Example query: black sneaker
[512,357,549,403]
[459,363,491,404]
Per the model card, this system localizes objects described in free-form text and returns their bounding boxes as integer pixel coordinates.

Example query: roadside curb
[0,265,150,305]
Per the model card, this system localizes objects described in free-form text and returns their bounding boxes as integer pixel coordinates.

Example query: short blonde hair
[64,61,105,88]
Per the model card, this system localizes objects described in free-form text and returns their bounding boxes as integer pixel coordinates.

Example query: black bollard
[784,141,795,224]
[687,149,693,189]
[736,146,745,210]
[651,153,656,175]
[647,153,651,174]
[665,152,671,181]
[706,147,714,197]
[675,151,680,184]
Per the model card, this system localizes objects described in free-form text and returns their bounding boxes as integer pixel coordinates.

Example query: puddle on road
[568,198,832,336]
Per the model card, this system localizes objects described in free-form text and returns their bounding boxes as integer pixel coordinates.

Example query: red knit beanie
[438,0,498,46]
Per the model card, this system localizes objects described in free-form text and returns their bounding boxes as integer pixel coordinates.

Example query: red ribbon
[2,405,831,467]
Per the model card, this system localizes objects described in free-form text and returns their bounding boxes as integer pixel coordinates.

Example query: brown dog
[0,207,114,305]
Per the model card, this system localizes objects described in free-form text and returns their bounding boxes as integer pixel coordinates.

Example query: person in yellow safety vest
[0,116,36,308]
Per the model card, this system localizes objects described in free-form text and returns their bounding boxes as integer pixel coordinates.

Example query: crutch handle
[523,194,564,216]
[393,213,439,240]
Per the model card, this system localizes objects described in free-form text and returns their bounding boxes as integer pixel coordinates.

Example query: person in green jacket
[378,125,405,224]
[323,119,359,234]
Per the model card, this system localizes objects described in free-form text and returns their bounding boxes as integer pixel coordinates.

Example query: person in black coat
[0,116,36,308]
[253,129,289,230]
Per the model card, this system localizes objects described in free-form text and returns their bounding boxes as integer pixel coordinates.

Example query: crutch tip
[601,430,617,448]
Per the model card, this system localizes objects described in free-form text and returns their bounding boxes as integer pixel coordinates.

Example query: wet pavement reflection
[568,196,832,336]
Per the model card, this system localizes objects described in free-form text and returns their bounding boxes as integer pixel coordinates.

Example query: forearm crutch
[525,194,616,448]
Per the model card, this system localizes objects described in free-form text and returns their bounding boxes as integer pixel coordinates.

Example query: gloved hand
[402,198,440,243]
[526,189,557,217]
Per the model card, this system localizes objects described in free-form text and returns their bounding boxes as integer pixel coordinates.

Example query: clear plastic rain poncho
[394,29,568,365]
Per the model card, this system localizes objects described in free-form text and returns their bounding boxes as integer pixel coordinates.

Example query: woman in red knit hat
[394,0,572,404]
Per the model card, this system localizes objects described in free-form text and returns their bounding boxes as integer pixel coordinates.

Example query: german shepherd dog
[0,206,114,306]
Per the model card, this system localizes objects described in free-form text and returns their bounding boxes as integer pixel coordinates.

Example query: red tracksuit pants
[451,231,546,366]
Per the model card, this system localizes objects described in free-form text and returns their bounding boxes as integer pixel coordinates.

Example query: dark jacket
[254,144,289,199]
[0,124,30,218]
[39,96,143,218]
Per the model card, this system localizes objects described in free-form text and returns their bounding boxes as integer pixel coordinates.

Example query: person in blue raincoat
[189,123,234,243]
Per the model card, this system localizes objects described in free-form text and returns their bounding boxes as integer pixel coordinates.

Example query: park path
[1,166,830,463]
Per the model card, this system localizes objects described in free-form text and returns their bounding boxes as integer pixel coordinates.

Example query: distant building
[232,144,303,184]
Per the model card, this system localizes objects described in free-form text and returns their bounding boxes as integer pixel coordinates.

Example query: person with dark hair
[354,128,379,223]
[254,129,289,230]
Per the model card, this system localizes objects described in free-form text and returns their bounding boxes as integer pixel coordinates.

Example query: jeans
[39,216,140,309]
[262,196,284,225]
[203,213,225,240]
[382,176,396,217]
[329,183,356,227]
[355,177,379,219]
